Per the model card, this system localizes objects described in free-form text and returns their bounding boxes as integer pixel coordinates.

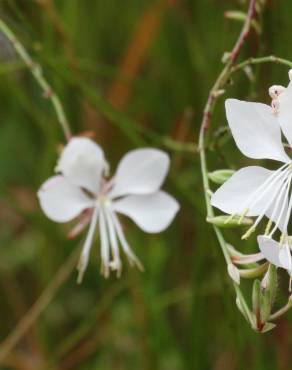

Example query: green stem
[269,296,292,321]
[198,0,257,327]
[231,55,292,74]
[0,19,72,141]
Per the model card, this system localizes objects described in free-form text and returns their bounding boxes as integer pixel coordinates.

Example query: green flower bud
[208,169,235,185]
[206,215,253,228]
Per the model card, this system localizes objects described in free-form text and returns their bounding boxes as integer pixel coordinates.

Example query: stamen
[238,208,249,224]
[77,206,99,284]
[242,177,287,239]
[282,191,292,236]
[237,162,290,220]
[99,207,110,278]
[104,205,122,277]
[268,174,292,237]
[264,220,272,235]
[242,226,255,240]
[109,207,144,271]
[279,233,286,246]
[224,213,238,224]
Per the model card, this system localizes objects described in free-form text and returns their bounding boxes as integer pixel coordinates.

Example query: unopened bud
[268,85,285,99]
[206,215,253,228]
[244,65,255,82]
[228,263,240,284]
[289,69,292,81]
[252,266,278,331]
[208,169,235,185]
[222,52,231,64]
[261,322,276,333]
[252,279,261,315]
[213,89,225,98]
[235,297,249,322]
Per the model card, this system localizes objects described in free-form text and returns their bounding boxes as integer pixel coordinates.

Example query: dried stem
[0,248,79,364]
[0,19,72,141]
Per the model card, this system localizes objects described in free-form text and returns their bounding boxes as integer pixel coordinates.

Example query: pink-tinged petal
[56,137,106,195]
[211,166,286,217]
[112,191,179,233]
[225,99,289,162]
[38,176,94,223]
[258,236,292,270]
[109,148,169,198]
[278,81,292,147]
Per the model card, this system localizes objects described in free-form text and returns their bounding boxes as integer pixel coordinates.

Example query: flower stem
[0,19,72,141]
[198,0,257,326]
[269,296,292,321]
[231,55,292,74]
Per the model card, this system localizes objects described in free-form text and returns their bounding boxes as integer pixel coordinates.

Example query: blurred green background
[0,0,292,369]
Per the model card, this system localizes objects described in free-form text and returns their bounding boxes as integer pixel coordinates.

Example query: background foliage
[0,0,291,369]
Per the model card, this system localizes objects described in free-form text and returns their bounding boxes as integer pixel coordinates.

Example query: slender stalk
[0,248,79,364]
[0,19,72,141]
[198,0,257,325]
[238,262,269,279]
[269,297,292,321]
[231,55,292,74]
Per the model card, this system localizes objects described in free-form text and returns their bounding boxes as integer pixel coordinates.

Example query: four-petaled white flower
[38,137,179,282]
[211,70,292,272]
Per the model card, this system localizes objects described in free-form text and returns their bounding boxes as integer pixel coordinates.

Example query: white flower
[38,137,179,282]
[211,70,292,243]
[257,235,292,274]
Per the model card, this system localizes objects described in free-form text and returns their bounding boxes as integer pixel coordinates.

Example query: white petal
[109,148,170,198]
[225,99,289,162]
[112,191,179,233]
[56,137,106,195]
[278,82,292,147]
[38,176,94,223]
[258,236,292,270]
[211,166,285,216]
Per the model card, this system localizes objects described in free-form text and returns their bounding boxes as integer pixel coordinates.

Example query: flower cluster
[38,138,179,282]
[211,70,292,277]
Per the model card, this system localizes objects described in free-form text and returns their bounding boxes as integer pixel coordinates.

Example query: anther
[238,208,249,224]
[241,226,256,240]
[224,213,237,224]
[265,220,272,235]
[279,234,286,246]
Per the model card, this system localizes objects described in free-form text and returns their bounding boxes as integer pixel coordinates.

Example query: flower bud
[251,265,278,332]
[261,322,276,333]
[252,279,261,316]
[208,169,235,185]
[206,215,253,228]
[227,263,240,284]
[268,85,285,99]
